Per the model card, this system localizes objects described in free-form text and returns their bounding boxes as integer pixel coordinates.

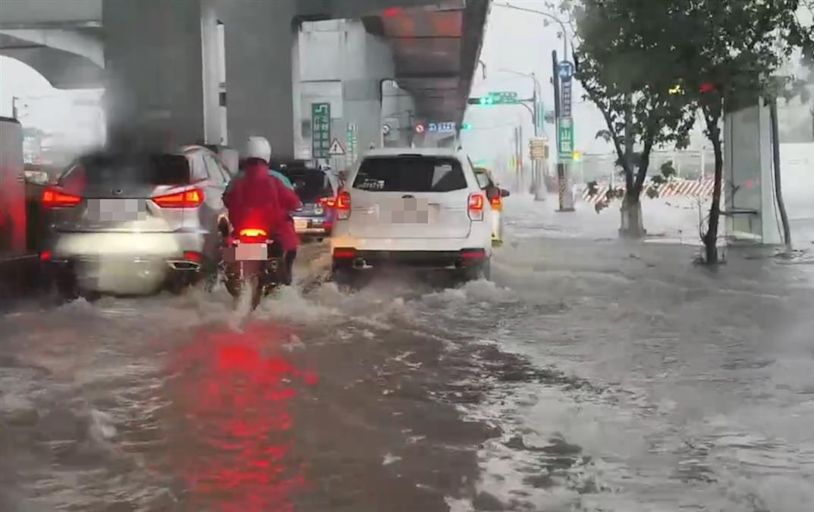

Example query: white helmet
[245,136,272,163]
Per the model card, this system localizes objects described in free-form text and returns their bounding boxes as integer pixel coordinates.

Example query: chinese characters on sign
[561,79,572,119]
[346,123,358,164]
[311,103,331,159]
[428,122,457,134]
[558,61,574,161]
[558,117,574,161]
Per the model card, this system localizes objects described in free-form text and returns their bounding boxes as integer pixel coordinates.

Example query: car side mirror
[485,187,499,200]
[500,188,510,198]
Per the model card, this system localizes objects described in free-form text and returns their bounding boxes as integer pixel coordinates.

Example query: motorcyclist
[223,136,301,285]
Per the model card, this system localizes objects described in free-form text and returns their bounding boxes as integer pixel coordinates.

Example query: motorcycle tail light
[238,227,268,244]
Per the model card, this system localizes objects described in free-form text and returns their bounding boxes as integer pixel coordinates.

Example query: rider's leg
[284,249,297,285]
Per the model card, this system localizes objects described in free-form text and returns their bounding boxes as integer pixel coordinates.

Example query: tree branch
[580,79,632,180]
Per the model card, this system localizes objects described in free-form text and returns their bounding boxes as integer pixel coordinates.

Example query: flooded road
[2,198,814,511]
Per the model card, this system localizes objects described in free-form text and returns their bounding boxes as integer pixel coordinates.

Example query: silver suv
[41,145,232,297]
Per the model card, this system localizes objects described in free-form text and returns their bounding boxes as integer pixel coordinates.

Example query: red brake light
[468,193,485,221]
[183,251,203,263]
[238,227,268,243]
[320,197,337,208]
[336,190,351,220]
[490,196,502,208]
[333,248,357,259]
[239,228,267,238]
[152,188,204,208]
[39,250,53,262]
[42,187,81,208]
[461,249,486,260]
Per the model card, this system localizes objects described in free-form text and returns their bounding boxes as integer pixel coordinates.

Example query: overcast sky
[460,0,610,168]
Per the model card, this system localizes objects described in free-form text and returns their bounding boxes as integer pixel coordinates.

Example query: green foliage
[662,0,814,262]
[572,0,697,199]
[586,180,600,197]
[660,161,677,180]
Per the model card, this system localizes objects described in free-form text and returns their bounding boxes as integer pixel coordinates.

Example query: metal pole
[519,123,524,191]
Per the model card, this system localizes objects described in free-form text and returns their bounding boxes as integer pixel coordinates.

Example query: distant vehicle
[281,165,341,241]
[473,166,510,247]
[41,145,233,298]
[330,148,495,283]
[0,117,27,260]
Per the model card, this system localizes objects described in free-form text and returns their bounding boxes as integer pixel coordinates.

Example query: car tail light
[336,190,351,220]
[490,196,502,211]
[183,251,203,263]
[468,193,485,221]
[333,247,357,259]
[152,188,204,208]
[42,187,81,208]
[238,227,268,244]
[319,196,337,208]
[39,250,52,262]
[461,248,486,260]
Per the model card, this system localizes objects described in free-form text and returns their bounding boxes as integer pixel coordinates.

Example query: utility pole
[552,50,575,211]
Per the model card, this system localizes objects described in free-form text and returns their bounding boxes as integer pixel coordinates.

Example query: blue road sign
[558,61,575,81]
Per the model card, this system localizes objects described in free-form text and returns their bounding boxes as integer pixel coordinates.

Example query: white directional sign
[328,138,346,156]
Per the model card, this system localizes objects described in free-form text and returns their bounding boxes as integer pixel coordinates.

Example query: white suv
[330,148,494,282]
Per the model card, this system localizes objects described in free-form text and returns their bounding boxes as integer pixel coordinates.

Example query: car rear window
[353,156,468,193]
[60,154,190,187]
[283,169,334,203]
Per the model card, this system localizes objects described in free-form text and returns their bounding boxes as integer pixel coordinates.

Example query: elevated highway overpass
[0,0,489,157]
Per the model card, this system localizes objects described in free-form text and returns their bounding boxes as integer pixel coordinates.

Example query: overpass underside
[1,0,489,158]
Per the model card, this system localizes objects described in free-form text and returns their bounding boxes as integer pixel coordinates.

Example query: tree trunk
[703,134,724,264]
[619,191,645,239]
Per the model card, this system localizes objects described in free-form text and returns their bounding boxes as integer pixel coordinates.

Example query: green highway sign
[468,91,520,106]
[311,102,331,159]
[558,117,574,161]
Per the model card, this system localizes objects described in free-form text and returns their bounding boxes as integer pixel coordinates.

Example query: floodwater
[2,195,814,512]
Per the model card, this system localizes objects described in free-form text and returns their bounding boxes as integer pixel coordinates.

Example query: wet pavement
[2,197,814,511]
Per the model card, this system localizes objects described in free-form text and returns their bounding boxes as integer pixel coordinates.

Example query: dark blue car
[282,166,340,241]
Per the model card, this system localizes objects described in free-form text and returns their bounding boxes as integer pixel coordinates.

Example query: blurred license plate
[294,219,309,231]
[87,199,143,222]
[235,243,268,261]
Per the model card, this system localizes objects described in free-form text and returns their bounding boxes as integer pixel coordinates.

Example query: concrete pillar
[103,0,221,148]
[382,80,416,147]
[342,22,391,153]
[723,100,783,244]
[296,19,394,165]
[218,0,297,158]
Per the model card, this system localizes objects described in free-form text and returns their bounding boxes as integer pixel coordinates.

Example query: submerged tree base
[619,197,646,239]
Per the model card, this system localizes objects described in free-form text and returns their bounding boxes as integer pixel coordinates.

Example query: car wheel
[332,267,358,288]
[54,271,79,302]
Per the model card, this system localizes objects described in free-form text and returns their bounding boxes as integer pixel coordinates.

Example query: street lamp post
[494,2,570,60]
[497,69,545,199]
[495,2,575,210]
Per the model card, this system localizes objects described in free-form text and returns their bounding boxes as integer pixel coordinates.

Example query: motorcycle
[220,225,288,310]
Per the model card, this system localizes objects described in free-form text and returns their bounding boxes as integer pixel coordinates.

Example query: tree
[572,0,696,238]
[667,0,813,263]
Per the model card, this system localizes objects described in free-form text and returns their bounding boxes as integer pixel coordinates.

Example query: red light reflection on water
[166,323,317,512]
